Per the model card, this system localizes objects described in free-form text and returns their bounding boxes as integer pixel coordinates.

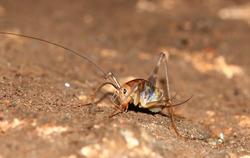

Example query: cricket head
[113,79,142,105]
[111,83,133,105]
[118,84,134,103]
[105,73,138,105]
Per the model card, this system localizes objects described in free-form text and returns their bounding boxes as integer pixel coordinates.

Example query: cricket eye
[123,88,127,95]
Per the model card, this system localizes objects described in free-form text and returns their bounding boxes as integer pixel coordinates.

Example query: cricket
[0,31,204,140]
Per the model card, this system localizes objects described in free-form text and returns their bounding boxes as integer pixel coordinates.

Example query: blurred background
[0,0,249,158]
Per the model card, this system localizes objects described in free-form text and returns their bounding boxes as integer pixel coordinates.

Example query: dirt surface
[0,0,250,157]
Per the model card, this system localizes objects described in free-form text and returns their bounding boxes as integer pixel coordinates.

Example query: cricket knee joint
[105,72,121,89]
[105,72,114,79]
[160,51,169,60]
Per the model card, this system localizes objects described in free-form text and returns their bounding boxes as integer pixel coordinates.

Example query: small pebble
[64,82,70,88]
[219,132,224,141]
[120,130,139,149]
[80,144,100,157]
[240,155,250,158]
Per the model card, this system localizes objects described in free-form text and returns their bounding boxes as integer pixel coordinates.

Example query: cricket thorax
[118,79,163,109]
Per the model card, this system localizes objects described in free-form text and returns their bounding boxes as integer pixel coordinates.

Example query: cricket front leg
[105,72,121,89]
[83,81,118,106]
[82,92,113,106]
[109,103,129,118]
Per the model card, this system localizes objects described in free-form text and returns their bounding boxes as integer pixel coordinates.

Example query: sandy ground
[0,0,250,157]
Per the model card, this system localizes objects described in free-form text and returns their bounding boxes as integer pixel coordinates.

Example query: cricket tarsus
[0,31,107,77]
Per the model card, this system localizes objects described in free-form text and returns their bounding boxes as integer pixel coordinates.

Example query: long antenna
[0,32,107,77]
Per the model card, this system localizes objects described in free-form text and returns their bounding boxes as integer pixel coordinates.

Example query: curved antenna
[171,95,193,106]
[0,32,107,77]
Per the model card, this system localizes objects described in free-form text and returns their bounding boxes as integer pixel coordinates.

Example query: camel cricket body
[99,52,195,139]
[0,32,200,140]
[117,79,164,113]
[86,52,196,139]
[108,52,180,115]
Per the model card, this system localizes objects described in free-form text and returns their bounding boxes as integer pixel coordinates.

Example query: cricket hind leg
[159,111,185,120]
[161,52,190,139]
[148,102,204,140]
[148,52,166,86]
[151,52,205,140]
[162,52,206,140]
[148,52,180,134]
[148,52,171,98]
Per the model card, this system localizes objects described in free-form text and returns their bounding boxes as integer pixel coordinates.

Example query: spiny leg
[142,100,187,120]
[108,103,129,118]
[148,52,166,86]
[83,82,118,106]
[158,111,185,120]
[149,52,187,138]
[83,80,126,118]
[148,52,171,98]
[162,52,184,138]
[162,53,205,140]
[105,72,121,89]
[83,71,126,118]
[82,92,113,106]
[141,98,191,109]
[162,52,171,99]
[167,106,183,137]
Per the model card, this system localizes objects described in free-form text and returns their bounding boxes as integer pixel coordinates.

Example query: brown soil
[0,0,250,157]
